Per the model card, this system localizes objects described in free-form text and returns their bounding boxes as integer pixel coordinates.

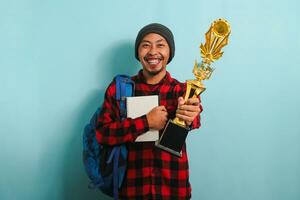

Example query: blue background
[1,0,299,199]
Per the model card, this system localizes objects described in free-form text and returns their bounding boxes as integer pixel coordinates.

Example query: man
[96,23,202,200]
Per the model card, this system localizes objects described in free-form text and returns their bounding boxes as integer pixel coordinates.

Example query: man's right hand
[146,106,168,130]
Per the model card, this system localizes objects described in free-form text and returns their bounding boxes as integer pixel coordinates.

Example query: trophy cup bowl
[155,19,231,157]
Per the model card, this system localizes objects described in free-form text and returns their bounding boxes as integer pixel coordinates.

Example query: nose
[148,45,158,55]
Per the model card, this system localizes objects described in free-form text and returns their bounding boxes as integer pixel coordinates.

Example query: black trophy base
[155,120,189,157]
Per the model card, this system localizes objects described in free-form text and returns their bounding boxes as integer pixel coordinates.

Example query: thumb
[158,105,167,112]
[177,97,185,107]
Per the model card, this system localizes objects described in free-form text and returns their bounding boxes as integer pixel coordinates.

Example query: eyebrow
[141,39,166,43]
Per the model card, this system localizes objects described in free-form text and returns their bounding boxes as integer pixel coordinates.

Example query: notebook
[126,95,159,142]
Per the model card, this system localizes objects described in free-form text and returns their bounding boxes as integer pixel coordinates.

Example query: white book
[126,95,159,142]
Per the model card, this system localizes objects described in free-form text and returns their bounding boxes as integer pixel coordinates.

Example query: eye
[141,43,150,48]
[157,43,165,48]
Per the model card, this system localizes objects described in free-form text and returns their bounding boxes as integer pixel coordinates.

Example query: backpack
[83,75,135,200]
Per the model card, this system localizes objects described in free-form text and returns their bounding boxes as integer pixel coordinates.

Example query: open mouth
[144,57,163,65]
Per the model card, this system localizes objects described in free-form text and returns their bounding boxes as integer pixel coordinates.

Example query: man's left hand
[176,97,201,126]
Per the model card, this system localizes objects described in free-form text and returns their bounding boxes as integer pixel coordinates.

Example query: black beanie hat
[135,23,175,64]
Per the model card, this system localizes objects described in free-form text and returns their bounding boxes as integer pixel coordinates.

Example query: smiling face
[138,33,170,81]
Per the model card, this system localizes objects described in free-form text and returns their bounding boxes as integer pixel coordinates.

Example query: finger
[176,113,193,123]
[178,104,200,112]
[157,106,167,111]
[161,106,167,111]
[186,98,199,105]
[162,115,168,122]
[177,97,185,106]
[176,109,195,117]
[162,112,168,119]
[161,106,167,112]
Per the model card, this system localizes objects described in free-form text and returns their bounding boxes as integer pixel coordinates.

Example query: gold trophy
[155,19,231,157]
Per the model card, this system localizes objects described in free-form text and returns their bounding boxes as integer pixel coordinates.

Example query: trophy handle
[172,80,206,127]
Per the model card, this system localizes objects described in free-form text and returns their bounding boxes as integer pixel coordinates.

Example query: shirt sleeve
[95,82,150,145]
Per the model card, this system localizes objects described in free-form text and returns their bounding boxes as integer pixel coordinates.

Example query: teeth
[147,59,160,65]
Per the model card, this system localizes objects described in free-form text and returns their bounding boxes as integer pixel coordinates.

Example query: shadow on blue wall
[100,40,140,77]
[62,42,139,200]
[62,88,110,200]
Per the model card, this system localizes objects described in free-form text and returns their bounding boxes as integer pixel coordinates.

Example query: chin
[146,66,165,76]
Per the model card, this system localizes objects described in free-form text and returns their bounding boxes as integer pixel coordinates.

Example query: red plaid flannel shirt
[96,70,202,200]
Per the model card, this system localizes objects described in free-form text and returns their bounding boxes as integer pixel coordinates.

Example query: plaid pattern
[96,70,202,200]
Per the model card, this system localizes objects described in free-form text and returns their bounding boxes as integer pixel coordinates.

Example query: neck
[143,69,166,85]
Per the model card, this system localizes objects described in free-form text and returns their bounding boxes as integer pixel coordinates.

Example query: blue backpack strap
[105,146,122,200]
[115,75,134,119]
[111,74,134,200]
[113,146,121,200]
[119,81,126,119]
